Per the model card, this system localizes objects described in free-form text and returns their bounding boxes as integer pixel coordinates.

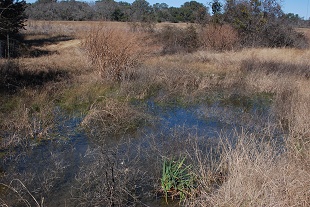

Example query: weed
[161,157,196,203]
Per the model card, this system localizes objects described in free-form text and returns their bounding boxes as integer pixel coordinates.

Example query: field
[0,21,309,206]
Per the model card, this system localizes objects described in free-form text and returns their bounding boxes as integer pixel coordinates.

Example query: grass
[161,157,195,203]
[0,21,309,206]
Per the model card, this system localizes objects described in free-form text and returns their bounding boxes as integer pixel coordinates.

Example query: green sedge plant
[161,157,195,203]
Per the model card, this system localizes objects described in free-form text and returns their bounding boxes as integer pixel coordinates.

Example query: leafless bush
[155,25,200,54]
[82,26,147,82]
[199,24,239,51]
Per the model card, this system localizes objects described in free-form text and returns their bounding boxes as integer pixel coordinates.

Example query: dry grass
[1,21,309,206]
[187,130,310,207]
[81,98,148,138]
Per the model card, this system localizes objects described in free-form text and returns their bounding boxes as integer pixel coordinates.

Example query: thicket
[221,0,308,48]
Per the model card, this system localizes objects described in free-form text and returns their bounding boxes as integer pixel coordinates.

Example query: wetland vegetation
[0,17,309,207]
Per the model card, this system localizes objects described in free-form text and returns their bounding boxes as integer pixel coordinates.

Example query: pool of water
[1,93,279,206]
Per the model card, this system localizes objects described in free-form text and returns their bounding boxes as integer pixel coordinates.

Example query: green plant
[161,157,195,203]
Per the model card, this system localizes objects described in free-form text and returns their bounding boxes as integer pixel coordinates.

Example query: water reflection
[1,93,278,206]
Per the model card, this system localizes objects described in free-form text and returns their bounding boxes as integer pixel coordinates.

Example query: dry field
[0,21,309,206]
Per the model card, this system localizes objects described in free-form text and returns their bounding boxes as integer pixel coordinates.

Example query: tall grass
[187,130,310,207]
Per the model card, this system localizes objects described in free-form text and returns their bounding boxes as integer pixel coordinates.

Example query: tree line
[25,0,308,25]
[25,0,209,23]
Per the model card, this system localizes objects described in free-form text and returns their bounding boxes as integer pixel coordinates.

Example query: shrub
[199,24,239,51]
[260,21,309,49]
[82,26,147,82]
[155,25,200,54]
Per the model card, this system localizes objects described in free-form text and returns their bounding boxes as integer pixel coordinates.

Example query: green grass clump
[161,157,195,203]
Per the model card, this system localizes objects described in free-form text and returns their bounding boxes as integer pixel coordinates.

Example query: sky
[25,0,310,20]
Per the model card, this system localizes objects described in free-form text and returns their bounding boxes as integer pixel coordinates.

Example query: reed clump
[81,99,148,138]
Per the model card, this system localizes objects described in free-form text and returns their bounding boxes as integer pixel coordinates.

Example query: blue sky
[25,0,310,20]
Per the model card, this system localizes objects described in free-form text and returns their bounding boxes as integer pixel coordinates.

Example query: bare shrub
[199,24,239,51]
[82,26,147,82]
[155,25,200,54]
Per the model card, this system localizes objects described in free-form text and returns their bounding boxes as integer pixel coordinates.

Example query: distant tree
[168,7,183,23]
[153,3,170,22]
[26,0,93,21]
[130,0,153,22]
[95,0,118,20]
[180,1,208,23]
[211,0,222,15]
[282,13,303,26]
[210,0,223,24]
[111,8,127,21]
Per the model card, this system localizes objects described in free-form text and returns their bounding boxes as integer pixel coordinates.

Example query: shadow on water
[1,92,281,206]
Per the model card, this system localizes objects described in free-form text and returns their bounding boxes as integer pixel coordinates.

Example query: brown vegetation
[0,21,309,206]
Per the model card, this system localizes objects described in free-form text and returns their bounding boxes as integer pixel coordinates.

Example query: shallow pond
[1,93,280,206]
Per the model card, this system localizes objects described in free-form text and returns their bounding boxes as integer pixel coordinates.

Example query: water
[0,94,277,206]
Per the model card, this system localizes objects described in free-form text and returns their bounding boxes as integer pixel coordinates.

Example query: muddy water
[1,93,277,206]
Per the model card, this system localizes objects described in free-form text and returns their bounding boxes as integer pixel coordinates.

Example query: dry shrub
[155,25,200,54]
[82,26,148,82]
[200,24,239,51]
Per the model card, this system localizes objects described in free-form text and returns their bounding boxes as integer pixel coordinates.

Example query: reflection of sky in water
[1,96,276,206]
[145,100,231,138]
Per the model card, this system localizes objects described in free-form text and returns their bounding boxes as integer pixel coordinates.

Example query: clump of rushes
[161,157,196,203]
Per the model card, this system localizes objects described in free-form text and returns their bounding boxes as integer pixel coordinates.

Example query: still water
[1,94,278,206]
